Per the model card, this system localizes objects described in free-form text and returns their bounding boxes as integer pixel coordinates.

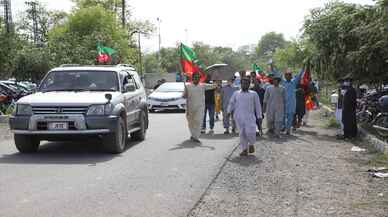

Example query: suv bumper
[9,115,119,136]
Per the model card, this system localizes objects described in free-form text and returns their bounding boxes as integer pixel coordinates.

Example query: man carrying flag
[300,63,314,126]
[180,43,215,142]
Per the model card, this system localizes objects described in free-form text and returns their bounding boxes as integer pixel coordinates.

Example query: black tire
[14,135,40,153]
[102,116,127,154]
[131,111,146,141]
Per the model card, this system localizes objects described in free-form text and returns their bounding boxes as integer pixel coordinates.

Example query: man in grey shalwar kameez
[221,78,238,134]
[263,76,285,138]
[228,77,262,156]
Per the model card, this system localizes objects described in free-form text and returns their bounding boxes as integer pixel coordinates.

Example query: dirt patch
[189,109,388,217]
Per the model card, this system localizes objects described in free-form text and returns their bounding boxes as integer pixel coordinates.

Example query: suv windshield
[156,83,184,92]
[39,70,119,92]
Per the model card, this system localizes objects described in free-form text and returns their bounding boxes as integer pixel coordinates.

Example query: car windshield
[39,70,119,92]
[155,83,184,92]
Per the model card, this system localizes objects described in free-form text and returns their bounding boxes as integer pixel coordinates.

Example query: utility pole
[0,0,13,34]
[121,0,125,27]
[26,1,39,45]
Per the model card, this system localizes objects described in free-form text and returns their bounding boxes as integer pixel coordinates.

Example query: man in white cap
[228,77,262,156]
[263,75,285,138]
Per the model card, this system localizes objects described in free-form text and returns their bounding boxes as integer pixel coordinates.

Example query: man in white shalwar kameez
[183,72,215,143]
[228,77,262,156]
[263,76,286,138]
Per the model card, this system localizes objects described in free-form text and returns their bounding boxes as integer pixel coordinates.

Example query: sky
[12,0,375,52]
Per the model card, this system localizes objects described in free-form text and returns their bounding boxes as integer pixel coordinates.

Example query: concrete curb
[0,115,9,124]
[321,105,388,154]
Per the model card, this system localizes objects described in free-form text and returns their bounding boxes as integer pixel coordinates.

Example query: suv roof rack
[59,64,81,67]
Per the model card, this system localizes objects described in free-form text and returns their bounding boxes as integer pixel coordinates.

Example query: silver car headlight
[16,104,33,116]
[87,104,113,116]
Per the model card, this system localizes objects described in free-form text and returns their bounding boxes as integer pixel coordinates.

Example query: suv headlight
[87,104,113,116]
[16,104,33,116]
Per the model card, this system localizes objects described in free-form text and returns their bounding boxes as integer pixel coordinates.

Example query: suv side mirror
[124,83,136,92]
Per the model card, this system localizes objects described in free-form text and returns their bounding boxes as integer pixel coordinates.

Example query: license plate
[160,102,168,106]
[48,122,68,130]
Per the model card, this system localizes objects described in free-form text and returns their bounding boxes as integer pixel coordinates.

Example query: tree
[273,39,305,72]
[302,1,388,86]
[13,46,51,82]
[48,5,137,65]
[17,1,52,44]
[143,53,159,73]
[256,32,287,60]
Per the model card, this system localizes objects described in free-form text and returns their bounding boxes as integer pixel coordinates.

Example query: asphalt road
[0,112,237,217]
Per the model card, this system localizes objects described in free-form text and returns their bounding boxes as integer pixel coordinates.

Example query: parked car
[147,82,186,112]
[0,80,32,94]
[0,82,28,100]
[9,65,149,154]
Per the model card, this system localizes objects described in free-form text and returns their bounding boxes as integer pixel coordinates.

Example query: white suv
[9,65,149,154]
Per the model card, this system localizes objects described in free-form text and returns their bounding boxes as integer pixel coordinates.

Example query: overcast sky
[12,0,375,52]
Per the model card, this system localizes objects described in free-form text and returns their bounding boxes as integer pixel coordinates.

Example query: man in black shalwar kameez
[342,77,358,139]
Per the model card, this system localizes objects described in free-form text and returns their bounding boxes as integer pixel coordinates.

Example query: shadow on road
[169,140,215,151]
[0,140,142,165]
[200,133,236,140]
[227,155,263,167]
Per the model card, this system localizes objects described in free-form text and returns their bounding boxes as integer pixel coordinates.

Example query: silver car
[147,82,186,112]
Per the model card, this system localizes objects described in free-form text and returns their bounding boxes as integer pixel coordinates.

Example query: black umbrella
[205,64,236,81]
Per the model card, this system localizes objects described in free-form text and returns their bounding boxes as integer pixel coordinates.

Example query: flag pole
[178,43,187,87]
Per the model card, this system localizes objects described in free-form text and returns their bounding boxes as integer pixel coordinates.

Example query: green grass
[369,153,388,167]
[326,116,340,128]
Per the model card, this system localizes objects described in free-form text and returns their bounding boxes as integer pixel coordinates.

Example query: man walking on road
[263,76,285,138]
[201,78,216,134]
[228,77,262,156]
[183,72,213,143]
[250,73,266,136]
[282,70,303,135]
[342,76,358,139]
[221,77,238,134]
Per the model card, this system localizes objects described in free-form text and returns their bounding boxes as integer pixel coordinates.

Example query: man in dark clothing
[342,77,358,139]
[294,84,305,129]
[249,73,265,136]
[202,79,216,134]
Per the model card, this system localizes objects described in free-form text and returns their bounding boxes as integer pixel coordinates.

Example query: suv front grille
[32,107,88,115]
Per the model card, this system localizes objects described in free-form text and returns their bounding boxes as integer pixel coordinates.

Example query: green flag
[252,63,263,72]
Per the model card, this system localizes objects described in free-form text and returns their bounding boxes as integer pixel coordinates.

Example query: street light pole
[138,32,142,78]
[185,28,188,44]
[157,17,161,73]
[129,30,146,79]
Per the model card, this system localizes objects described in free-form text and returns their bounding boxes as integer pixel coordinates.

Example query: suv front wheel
[14,135,40,153]
[131,111,146,141]
[102,116,127,154]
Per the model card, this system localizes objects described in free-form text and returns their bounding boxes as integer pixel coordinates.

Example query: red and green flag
[179,43,207,82]
[96,43,116,63]
[300,64,311,90]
